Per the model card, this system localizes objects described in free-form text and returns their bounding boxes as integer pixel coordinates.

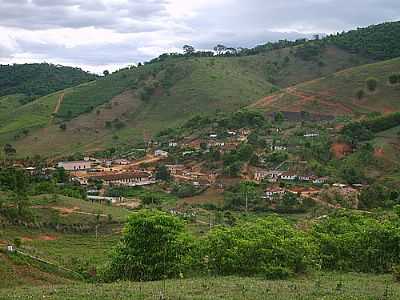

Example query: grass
[0,226,119,269]
[29,194,131,224]
[252,57,400,116]
[0,272,399,299]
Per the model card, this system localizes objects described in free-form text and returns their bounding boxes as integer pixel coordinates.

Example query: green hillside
[2,21,400,157]
[252,57,400,116]
[2,45,371,157]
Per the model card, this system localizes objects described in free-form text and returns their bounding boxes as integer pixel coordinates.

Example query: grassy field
[0,272,399,299]
[252,57,400,116]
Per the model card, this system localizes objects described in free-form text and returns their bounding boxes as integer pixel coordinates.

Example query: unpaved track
[49,92,65,125]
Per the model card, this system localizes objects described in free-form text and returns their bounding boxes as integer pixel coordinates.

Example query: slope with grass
[251,57,400,116]
[3,45,373,157]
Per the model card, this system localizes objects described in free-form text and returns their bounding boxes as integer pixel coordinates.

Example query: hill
[251,57,400,116]
[1,45,371,157]
[3,20,400,157]
[0,63,97,100]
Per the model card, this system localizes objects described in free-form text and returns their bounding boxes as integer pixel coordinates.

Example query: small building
[168,141,178,147]
[166,164,185,175]
[7,245,16,252]
[253,169,270,182]
[313,177,329,184]
[209,134,218,139]
[304,133,319,138]
[154,150,169,157]
[57,161,93,171]
[271,145,287,151]
[113,159,130,165]
[280,172,297,181]
[298,174,313,182]
[264,187,285,200]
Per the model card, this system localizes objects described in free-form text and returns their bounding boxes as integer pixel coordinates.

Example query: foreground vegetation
[0,272,399,300]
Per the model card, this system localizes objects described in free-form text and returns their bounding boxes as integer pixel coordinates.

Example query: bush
[366,77,378,92]
[205,216,315,278]
[312,211,400,273]
[103,210,196,281]
[393,265,400,282]
[356,89,365,100]
[389,73,399,85]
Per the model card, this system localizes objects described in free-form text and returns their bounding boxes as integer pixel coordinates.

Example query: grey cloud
[0,0,169,31]
[1,0,399,72]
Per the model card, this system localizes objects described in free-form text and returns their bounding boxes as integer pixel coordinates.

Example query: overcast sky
[0,0,399,73]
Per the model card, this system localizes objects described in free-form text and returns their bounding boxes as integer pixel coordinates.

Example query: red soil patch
[38,235,57,241]
[331,143,352,159]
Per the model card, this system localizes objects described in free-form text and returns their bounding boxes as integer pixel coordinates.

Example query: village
[13,113,366,212]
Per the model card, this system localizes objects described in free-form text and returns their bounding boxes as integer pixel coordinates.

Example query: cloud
[0,0,399,73]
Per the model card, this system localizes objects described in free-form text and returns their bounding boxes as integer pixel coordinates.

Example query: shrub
[388,73,399,85]
[311,211,400,273]
[393,265,400,282]
[205,216,315,278]
[103,210,196,281]
[356,89,365,100]
[366,77,378,92]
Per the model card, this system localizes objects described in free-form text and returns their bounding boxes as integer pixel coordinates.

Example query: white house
[154,150,169,157]
[57,161,93,171]
[280,172,297,181]
[313,177,329,184]
[271,145,287,151]
[264,187,285,200]
[113,159,130,165]
[168,141,178,147]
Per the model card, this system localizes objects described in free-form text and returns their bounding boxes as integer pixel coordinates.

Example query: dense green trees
[104,210,196,281]
[342,112,400,145]
[0,63,97,99]
[325,21,400,60]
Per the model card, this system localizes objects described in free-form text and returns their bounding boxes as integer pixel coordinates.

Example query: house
[113,159,130,165]
[264,187,285,200]
[298,174,313,182]
[57,160,93,171]
[209,134,218,139]
[313,177,329,184]
[168,141,178,147]
[227,131,237,136]
[304,133,319,138]
[253,169,270,182]
[87,195,124,204]
[166,164,185,175]
[154,149,169,157]
[7,245,16,252]
[271,145,287,151]
[280,172,297,181]
[92,171,154,186]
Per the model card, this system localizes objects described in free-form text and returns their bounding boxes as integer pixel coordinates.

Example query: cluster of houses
[165,164,218,187]
[254,169,328,185]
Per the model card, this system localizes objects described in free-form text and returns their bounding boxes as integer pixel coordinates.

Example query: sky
[0,0,399,73]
